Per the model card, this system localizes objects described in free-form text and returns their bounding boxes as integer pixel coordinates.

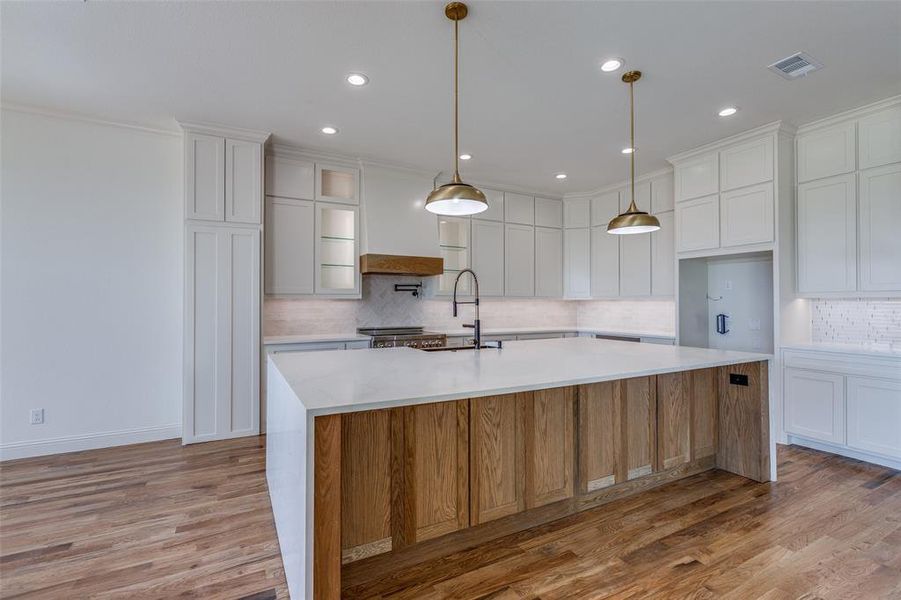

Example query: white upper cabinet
[438,217,471,295]
[797,121,856,183]
[504,223,535,296]
[265,197,315,295]
[225,139,262,224]
[471,218,504,296]
[676,194,719,252]
[315,163,359,204]
[846,376,901,460]
[564,197,590,228]
[651,211,674,296]
[650,173,674,213]
[619,230,651,297]
[535,226,563,297]
[719,182,774,248]
[535,197,563,228]
[719,137,774,191]
[478,188,505,221]
[315,203,360,295]
[675,152,718,201]
[564,228,590,298]
[859,163,901,291]
[620,182,651,213]
[590,226,619,297]
[186,132,225,221]
[505,193,535,225]
[797,174,857,294]
[858,106,901,170]
[591,191,619,227]
[265,155,314,200]
[784,368,846,445]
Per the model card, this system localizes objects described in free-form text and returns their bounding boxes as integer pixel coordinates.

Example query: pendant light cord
[453,15,460,183]
[629,79,637,213]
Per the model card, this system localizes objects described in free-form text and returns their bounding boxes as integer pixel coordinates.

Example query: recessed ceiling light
[600,58,624,72]
[621,147,635,154]
[347,73,369,86]
[321,126,338,135]
[459,153,472,160]
[718,106,739,117]
[555,173,567,180]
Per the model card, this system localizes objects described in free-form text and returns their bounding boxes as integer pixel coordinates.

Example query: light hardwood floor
[2,439,899,599]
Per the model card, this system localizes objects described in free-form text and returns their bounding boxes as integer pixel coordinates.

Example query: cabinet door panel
[859,163,901,291]
[470,394,525,525]
[315,203,360,295]
[651,174,675,213]
[342,410,393,563]
[525,388,575,508]
[689,368,718,460]
[564,228,590,298]
[797,175,857,293]
[676,194,719,252]
[316,163,359,204]
[719,137,774,191]
[402,401,469,543]
[622,377,656,480]
[590,191,620,227]
[578,381,621,492]
[535,226,563,297]
[619,231,651,296]
[186,133,224,221]
[858,106,901,169]
[797,122,856,183]
[564,198,590,228]
[847,377,901,459]
[265,197,314,294]
[505,193,535,225]
[229,228,261,435]
[479,189,505,221]
[265,155,315,200]
[785,368,845,444]
[591,226,619,297]
[651,211,674,296]
[225,138,262,224]
[657,372,690,470]
[720,183,774,247]
[535,198,563,228]
[471,219,504,296]
[505,224,535,297]
[675,153,718,201]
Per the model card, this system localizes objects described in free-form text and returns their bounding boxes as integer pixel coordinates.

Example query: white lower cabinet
[846,377,901,459]
[784,368,845,444]
[185,224,260,444]
[505,223,535,296]
[675,194,719,252]
[564,228,590,298]
[534,227,563,297]
[720,183,774,247]
[471,219,504,296]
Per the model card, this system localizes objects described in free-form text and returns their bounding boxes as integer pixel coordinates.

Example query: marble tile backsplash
[263,275,676,336]
[811,299,901,347]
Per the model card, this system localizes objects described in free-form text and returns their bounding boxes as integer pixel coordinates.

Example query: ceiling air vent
[768,52,823,80]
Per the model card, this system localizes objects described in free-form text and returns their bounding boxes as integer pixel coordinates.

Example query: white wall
[706,255,774,353]
[1,108,183,459]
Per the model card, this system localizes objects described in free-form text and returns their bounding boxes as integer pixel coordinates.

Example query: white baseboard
[786,435,901,471]
[0,424,181,461]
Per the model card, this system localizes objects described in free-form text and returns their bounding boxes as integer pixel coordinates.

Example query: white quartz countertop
[781,342,901,359]
[264,333,372,345]
[269,337,770,415]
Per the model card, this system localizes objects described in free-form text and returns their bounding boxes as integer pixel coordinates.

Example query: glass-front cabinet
[316,203,360,295]
[438,216,471,295]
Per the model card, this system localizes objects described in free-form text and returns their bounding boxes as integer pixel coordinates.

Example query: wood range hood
[360,254,444,277]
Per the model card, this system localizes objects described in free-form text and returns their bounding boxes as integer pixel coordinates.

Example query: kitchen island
[266,337,774,599]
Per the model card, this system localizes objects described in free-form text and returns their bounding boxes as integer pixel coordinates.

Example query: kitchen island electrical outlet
[30,408,44,425]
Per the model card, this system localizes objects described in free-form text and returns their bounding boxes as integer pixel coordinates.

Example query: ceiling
[3,1,900,195]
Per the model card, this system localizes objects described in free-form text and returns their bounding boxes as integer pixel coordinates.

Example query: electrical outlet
[29,408,44,425]
[748,318,761,331]
[724,280,733,291]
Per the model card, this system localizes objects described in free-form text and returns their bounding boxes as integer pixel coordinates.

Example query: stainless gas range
[357,327,447,349]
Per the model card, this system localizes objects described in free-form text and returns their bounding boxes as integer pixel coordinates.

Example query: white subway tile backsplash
[811,299,901,347]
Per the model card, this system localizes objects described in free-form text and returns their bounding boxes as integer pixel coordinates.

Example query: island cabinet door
[470,394,526,525]
[688,368,718,460]
[524,387,575,508]
[395,401,470,545]
[656,372,691,470]
[622,376,657,480]
[578,381,622,493]
[717,361,770,483]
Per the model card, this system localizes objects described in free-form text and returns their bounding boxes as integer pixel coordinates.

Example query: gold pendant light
[607,71,660,235]
[425,2,489,216]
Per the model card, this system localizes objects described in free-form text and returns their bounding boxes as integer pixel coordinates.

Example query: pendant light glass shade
[425,2,488,216]
[608,71,660,235]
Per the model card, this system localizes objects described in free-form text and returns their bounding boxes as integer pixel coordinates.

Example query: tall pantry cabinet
[181,123,270,444]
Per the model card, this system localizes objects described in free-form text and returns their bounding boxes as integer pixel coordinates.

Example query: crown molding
[563,166,673,200]
[1,103,181,137]
[667,121,795,165]
[796,94,901,134]
[178,120,270,143]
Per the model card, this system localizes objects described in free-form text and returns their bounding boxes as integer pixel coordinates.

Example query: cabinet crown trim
[796,94,901,134]
[667,121,795,165]
[179,120,271,143]
[563,167,673,201]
